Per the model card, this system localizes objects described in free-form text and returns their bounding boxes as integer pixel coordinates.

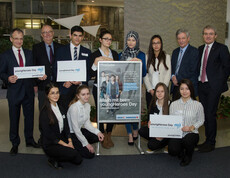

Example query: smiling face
[179,83,191,100]
[41,25,54,45]
[177,32,190,48]
[99,33,112,48]
[127,37,136,49]
[77,88,90,104]
[152,37,162,53]
[70,31,84,46]
[203,28,217,44]
[155,85,165,101]
[10,31,24,49]
[48,87,60,104]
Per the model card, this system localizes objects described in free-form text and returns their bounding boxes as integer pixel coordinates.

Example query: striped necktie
[74,47,78,60]
[201,45,209,83]
[175,49,183,75]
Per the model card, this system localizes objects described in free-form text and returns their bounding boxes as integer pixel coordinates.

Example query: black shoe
[48,159,63,170]
[128,141,134,146]
[180,156,192,167]
[197,141,207,149]
[133,136,138,140]
[37,138,42,147]
[26,140,40,148]
[10,146,18,156]
[198,143,215,153]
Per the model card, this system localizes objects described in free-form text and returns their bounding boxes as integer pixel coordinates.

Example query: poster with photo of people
[97,61,142,123]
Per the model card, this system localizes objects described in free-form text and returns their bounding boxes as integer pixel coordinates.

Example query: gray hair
[202,25,217,35]
[176,29,190,38]
[10,28,24,37]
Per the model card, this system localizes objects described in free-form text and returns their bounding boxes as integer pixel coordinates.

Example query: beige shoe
[101,132,110,149]
[107,132,114,147]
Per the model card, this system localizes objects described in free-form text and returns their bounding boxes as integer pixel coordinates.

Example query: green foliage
[90,106,97,122]
[217,95,230,119]
[0,38,11,54]
[23,35,36,50]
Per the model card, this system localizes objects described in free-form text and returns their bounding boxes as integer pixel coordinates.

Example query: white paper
[149,115,183,138]
[57,60,86,82]
[14,66,45,79]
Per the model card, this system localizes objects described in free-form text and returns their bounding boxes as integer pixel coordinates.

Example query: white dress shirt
[12,46,26,66]
[51,103,64,133]
[67,100,100,147]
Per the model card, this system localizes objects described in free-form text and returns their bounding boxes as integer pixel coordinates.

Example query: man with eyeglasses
[53,25,91,112]
[197,25,230,152]
[171,28,199,101]
[0,28,39,155]
[33,24,62,111]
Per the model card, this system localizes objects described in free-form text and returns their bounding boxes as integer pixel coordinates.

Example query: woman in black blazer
[89,30,119,149]
[39,82,82,169]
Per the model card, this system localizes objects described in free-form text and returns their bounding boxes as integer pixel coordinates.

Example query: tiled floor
[0,85,230,156]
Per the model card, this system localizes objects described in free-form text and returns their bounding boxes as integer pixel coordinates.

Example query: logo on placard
[37,67,44,73]
[75,68,80,72]
[174,123,181,129]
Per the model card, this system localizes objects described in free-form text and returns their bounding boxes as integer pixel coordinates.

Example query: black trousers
[198,82,221,145]
[172,86,180,101]
[146,91,153,110]
[38,90,46,111]
[8,92,34,146]
[168,133,199,157]
[71,128,99,159]
[93,85,114,133]
[138,126,168,150]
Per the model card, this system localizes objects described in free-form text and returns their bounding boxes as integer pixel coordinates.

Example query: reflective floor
[0,85,230,156]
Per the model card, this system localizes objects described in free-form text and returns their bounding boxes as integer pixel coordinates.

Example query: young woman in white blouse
[144,35,171,109]
[67,85,104,159]
[39,83,82,169]
[168,79,204,166]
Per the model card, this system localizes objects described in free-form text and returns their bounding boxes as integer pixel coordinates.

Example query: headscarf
[120,31,140,61]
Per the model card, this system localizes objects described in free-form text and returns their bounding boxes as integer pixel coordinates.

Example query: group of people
[0,23,229,168]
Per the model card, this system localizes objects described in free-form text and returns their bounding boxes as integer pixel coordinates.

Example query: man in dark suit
[197,25,230,152]
[171,29,199,100]
[0,28,39,155]
[54,25,91,112]
[33,24,62,110]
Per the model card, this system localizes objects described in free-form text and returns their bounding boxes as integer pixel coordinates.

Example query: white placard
[57,60,86,82]
[14,66,45,79]
[149,115,183,138]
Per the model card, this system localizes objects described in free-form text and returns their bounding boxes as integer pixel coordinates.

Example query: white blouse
[51,103,64,133]
[170,98,204,137]
[67,100,100,147]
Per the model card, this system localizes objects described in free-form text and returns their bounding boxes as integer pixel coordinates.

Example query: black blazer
[171,44,199,95]
[53,44,91,94]
[89,49,119,85]
[0,48,35,102]
[198,41,230,93]
[39,105,71,148]
[32,41,63,90]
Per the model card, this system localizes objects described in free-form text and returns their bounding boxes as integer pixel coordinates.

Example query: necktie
[175,49,183,75]
[201,45,209,83]
[74,47,78,60]
[49,45,53,64]
[18,49,24,67]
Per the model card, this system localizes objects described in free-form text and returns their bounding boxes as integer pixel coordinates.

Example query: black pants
[43,135,82,165]
[71,128,99,159]
[146,91,153,110]
[8,92,34,146]
[138,126,168,150]
[172,86,180,101]
[168,133,199,158]
[93,85,114,133]
[198,82,220,145]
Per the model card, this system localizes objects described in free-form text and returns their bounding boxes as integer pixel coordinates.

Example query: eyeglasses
[42,31,53,35]
[11,37,23,41]
[102,38,112,42]
[152,42,161,45]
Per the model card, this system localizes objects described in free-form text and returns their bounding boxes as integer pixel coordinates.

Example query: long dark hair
[179,79,196,100]
[69,85,90,106]
[149,82,169,115]
[147,35,168,72]
[40,82,59,125]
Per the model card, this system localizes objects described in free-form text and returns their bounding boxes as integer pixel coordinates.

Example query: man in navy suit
[197,25,230,152]
[0,28,39,155]
[171,29,199,100]
[54,25,91,112]
[33,24,62,110]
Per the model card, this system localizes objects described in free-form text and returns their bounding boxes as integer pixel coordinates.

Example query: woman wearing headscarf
[119,31,147,145]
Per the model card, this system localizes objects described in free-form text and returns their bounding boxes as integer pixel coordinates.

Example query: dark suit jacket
[39,105,71,148]
[198,41,230,93]
[171,44,199,95]
[54,44,91,95]
[33,41,63,90]
[0,48,35,102]
[89,49,119,84]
